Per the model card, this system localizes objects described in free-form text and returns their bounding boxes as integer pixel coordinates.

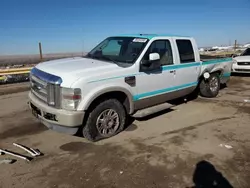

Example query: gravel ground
[0,82,29,96]
[0,75,250,188]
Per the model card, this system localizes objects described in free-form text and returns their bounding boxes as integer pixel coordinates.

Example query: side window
[242,48,250,56]
[176,40,195,63]
[142,40,173,65]
[102,40,121,56]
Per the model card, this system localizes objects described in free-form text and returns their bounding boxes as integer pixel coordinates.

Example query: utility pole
[39,42,43,61]
[82,40,84,56]
[234,40,237,52]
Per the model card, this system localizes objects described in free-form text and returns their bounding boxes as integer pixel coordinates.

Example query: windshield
[86,37,148,64]
[241,48,250,56]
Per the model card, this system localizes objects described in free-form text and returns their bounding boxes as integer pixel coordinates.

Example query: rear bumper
[28,92,85,135]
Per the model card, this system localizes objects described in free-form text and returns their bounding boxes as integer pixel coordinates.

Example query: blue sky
[0,0,249,55]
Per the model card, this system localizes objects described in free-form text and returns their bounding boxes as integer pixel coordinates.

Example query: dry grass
[201,50,243,57]
[0,52,86,68]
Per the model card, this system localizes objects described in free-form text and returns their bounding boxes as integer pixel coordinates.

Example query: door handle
[170,70,176,73]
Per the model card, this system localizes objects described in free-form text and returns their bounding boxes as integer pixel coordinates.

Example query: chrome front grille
[237,62,250,66]
[235,69,250,72]
[30,67,63,108]
[30,74,48,103]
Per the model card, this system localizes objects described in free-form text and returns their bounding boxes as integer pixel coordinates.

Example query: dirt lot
[0,75,250,188]
[0,82,29,96]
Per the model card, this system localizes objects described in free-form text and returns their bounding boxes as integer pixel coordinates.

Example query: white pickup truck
[29,34,233,141]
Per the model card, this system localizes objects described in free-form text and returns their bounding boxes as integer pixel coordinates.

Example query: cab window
[176,40,195,63]
[242,48,250,56]
[142,40,173,65]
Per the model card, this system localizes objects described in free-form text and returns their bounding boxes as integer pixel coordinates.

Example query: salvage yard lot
[0,76,250,188]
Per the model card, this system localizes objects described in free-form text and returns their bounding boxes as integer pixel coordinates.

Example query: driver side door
[134,39,177,110]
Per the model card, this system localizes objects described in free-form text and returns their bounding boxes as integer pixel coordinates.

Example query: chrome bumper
[28,92,85,135]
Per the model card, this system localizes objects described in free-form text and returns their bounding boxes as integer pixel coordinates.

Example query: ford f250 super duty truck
[28,34,233,141]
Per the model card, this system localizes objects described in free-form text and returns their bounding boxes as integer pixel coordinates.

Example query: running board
[132,103,174,118]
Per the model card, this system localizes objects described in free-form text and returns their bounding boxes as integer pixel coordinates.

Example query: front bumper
[232,63,250,73]
[28,91,85,135]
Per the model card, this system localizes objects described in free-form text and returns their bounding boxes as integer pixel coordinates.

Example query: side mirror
[140,53,161,72]
[149,53,160,61]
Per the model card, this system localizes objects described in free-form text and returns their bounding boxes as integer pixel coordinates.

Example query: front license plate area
[30,103,41,118]
[32,109,38,118]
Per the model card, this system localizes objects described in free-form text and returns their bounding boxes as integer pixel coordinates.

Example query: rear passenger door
[173,39,201,97]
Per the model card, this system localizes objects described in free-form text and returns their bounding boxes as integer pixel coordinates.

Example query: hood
[35,57,122,87]
[234,56,250,62]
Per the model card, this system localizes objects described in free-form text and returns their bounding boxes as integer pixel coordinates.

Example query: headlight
[233,59,237,65]
[61,88,81,110]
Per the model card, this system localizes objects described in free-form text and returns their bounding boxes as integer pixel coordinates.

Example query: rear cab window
[176,39,195,63]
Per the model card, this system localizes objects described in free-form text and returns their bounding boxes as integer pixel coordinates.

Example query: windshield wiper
[86,54,118,64]
[86,53,95,59]
[100,56,118,64]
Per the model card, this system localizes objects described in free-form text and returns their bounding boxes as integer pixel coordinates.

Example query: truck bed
[200,54,229,61]
[200,55,233,84]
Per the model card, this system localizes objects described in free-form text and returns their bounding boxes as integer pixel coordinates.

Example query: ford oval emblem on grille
[36,86,42,90]
[31,83,42,91]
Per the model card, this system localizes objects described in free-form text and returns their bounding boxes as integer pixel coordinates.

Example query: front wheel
[199,73,220,98]
[82,99,126,142]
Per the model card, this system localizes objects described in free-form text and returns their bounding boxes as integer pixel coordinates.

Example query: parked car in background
[232,48,250,73]
[28,34,233,141]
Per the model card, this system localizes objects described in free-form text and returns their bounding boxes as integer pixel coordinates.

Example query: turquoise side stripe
[88,58,231,83]
[133,81,198,101]
[202,58,232,65]
[88,62,200,83]
[88,74,138,83]
[162,62,200,71]
[222,72,231,77]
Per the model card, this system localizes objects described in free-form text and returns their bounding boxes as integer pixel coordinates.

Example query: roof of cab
[114,34,190,39]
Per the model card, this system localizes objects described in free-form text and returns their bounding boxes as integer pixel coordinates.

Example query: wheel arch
[199,68,224,82]
[80,86,134,114]
[210,68,224,76]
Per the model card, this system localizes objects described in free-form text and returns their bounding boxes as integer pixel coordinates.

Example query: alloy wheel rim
[210,77,219,92]
[96,109,120,136]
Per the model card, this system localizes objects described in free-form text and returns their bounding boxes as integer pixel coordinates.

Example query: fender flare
[200,68,224,80]
[80,86,134,114]
[210,67,224,75]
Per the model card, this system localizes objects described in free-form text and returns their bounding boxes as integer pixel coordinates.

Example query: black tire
[186,87,199,101]
[199,73,220,98]
[82,99,126,142]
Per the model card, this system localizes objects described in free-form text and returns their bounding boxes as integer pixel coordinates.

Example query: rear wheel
[82,99,126,142]
[199,73,220,98]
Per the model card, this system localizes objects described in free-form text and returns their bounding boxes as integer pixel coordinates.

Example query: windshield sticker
[133,38,147,43]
